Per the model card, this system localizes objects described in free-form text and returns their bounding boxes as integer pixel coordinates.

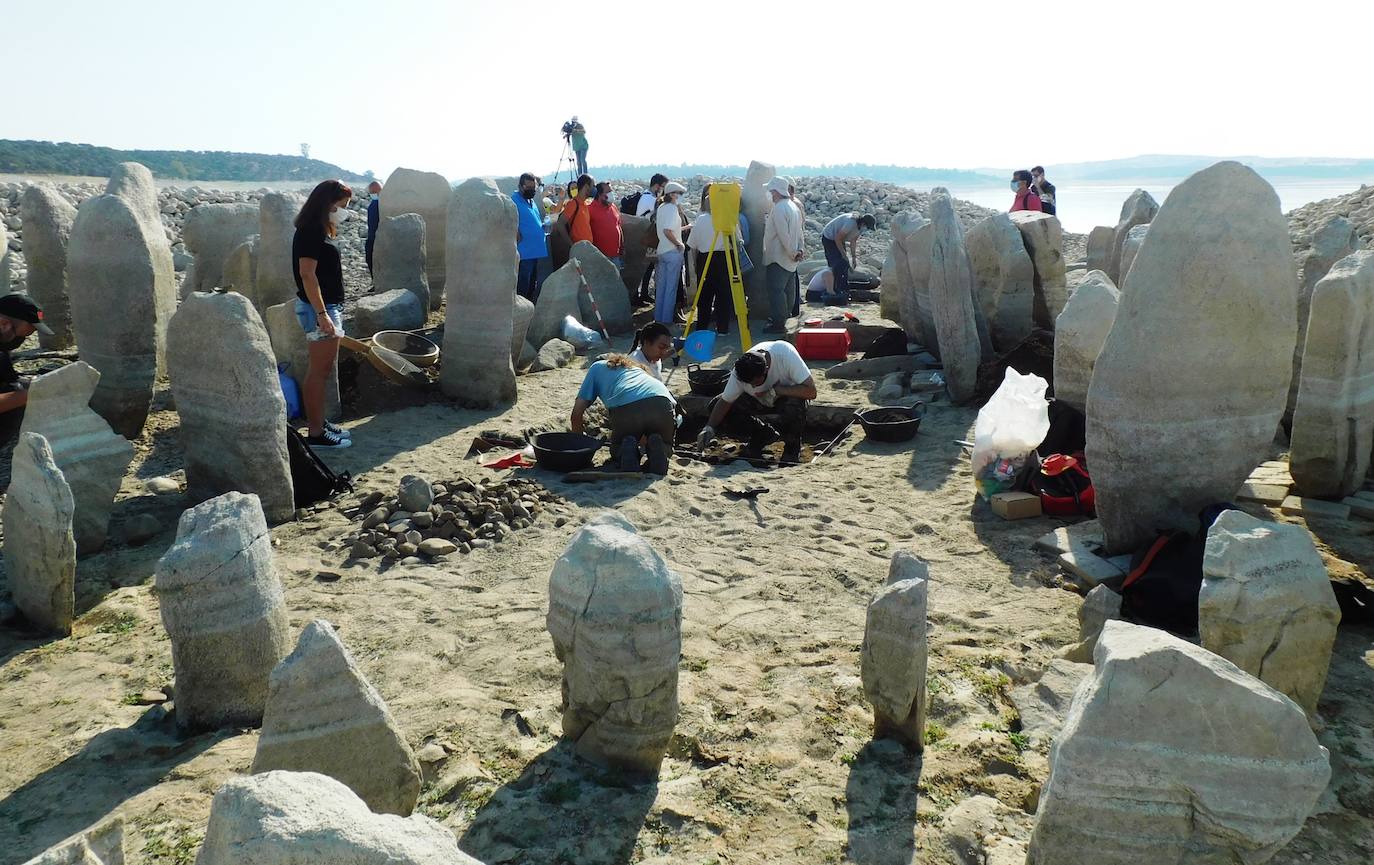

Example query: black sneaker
[307,429,352,449]
[618,436,641,472]
[646,434,669,476]
[324,420,351,439]
[781,447,802,466]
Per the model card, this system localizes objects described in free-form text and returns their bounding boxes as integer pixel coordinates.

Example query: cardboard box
[991,491,1042,520]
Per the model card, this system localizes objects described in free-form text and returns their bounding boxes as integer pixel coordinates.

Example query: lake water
[907,179,1368,234]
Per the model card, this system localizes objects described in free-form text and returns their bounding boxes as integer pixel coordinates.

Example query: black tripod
[550,136,577,189]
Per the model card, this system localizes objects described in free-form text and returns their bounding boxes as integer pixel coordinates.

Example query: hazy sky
[9,0,1371,179]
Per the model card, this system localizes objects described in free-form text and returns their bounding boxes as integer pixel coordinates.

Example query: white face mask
[370,193,380,201]
[330,207,350,225]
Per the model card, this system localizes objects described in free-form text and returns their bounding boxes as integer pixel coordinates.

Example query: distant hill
[1022,154,1374,182]
[555,163,1004,187]
[0,139,370,183]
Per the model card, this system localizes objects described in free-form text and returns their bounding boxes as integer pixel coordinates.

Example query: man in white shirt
[696,340,817,464]
[761,177,803,334]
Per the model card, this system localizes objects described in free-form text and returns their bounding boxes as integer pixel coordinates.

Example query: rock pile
[344,475,564,562]
[1286,182,1374,259]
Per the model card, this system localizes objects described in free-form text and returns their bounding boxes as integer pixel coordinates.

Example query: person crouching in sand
[570,353,677,474]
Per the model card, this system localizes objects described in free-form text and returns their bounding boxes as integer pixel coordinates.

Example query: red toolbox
[794,327,851,361]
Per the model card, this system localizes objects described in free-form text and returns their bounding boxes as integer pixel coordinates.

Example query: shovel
[338,335,429,387]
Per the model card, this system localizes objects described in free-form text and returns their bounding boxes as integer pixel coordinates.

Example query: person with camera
[561,116,589,176]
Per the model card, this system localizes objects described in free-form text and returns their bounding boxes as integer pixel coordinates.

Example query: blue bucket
[683,330,717,362]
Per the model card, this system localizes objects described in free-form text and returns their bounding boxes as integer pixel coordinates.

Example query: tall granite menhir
[373,212,430,312]
[1287,216,1362,428]
[383,167,450,307]
[440,178,517,407]
[19,184,78,350]
[255,193,305,313]
[966,212,1035,351]
[167,291,294,522]
[926,192,981,403]
[547,513,682,774]
[67,166,176,438]
[1053,270,1120,413]
[19,361,135,555]
[1107,188,1158,285]
[3,433,76,636]
[182,202,259,297]
[156,492,292,732]
[1086,162,1298,554]
[860,553,929,750]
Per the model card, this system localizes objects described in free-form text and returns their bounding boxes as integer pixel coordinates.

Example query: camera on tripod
[560,117,583,141]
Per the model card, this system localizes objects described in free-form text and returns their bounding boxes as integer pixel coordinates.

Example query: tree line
[0,140,370,182]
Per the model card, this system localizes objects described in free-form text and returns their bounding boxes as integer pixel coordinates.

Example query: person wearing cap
[788,180,806,317]
[820,211,876,305]
[652,181,689,325]
[761,177,803,333]
[0,293,55,470]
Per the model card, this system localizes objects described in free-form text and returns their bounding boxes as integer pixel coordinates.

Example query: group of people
[1010,166,1057,214]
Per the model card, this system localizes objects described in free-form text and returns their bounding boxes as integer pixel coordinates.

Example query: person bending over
[696,340,816,465]
[570,353,677,475]
[819,211,875,305]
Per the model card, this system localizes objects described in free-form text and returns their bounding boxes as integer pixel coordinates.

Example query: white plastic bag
[972,368,1050,500]
[560,315,603,350]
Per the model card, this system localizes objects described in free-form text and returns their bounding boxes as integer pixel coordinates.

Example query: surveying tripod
[680,182,753,356]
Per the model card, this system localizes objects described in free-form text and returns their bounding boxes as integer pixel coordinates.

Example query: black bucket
[856,403,925,443]
[687,364,730,397]
[531,432,604,472]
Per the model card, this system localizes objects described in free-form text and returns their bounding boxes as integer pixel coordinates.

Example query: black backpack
[619,191,644,215]
[286,426,353,508]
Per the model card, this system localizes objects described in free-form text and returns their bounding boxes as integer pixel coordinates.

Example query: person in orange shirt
[555,174,596,254]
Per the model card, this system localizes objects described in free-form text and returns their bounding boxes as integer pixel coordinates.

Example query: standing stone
[1085,225,1113,274]
[966,212,1036,351]
[1026,621,1330,865]
[1107,189,1158,285]
[19,184,78,350]
[525,259,584,350]
[1086,162,1298,554]
[1291,250,1374,497]
[440,178,517,407]
[266,301,340,420]
[619,212,651,298]
[3,433,76,636]
[860,571,928,750]
[382,168,450,306]
[1117,223,1150,286]
[68,193,170,438]
[252,620,422,816]
[156,492,291,731]
[1010,211,1069,329]
[221,235,260,312]
[1053,270,1120,412]
[0,222,9,291]
[890,212,933,347]
[879,251,899,322]
[20,817,124,865]
[18,362,135,555]
[353,289,423,336]
[572,240,632,334]
[741,160,776,316]
[1200,510,1340,715]
[926,193,981,404]
[512,294,535,364]
[256,193,305,313]
[199,771,482,865]
[1064,583,1123,663]
[182,203,259,297]
[546,513,682,774]
[168,292,293,522]
[373,212,430,312]
[105,161,159,224]
[1287,216,1362,426]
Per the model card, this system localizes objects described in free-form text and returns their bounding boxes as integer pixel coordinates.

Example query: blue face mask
[1010,181,1020,192]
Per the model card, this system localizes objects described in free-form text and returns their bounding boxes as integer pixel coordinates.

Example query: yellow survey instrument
[681,182,752,354]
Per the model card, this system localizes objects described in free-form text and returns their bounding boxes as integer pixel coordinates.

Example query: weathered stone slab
[619,212,651,298]
[1117,223,1149,286]
[1236,482,1289,505]
[1053,269,1119,412]
[354,288,423,336]
[741,161,775,316]
[1279,495,1350,521]
[19,361,134,555]
[1290,250,1374,498]
[199,771,481,865]
[1010,211,1068,329]
[861,570,928,750]
[572,240,632,334]
[1026,620,1330,865]
[255,193,305,313]
[879,250,899,322]
[253,619,422,815]
[221,235,260,313]
[1034,521,1105,556]
[440,178,517,407]
[1057,549,1124,587]
[168,292,293,522]
[1063,584,1122,663]
[182,202,259,297]
[373,212,430,312]
[547,513,682,774]
[20,816,124,865]
[1085,225,1113,274]
[1086,163,1298,553]
[382,168,450,304]
[889,212,928,346]
[1010,659,1091,747]
[966,212,1036,351]
[1200,510,1340,715]
[926,192,980,403]
[155,492,292,731]
[3,433,76,636]
[526,259,584,349]
[19,184,78,350]
[1107,188,1158,285]
[511,295,535,364]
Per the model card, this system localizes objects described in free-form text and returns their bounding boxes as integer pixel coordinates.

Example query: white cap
[766,177,790,196]
[663,181,687,195]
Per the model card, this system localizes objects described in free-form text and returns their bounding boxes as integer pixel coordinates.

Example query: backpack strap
[1122,534,1176,589]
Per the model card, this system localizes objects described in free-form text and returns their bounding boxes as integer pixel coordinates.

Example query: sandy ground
[0,320,1371,865]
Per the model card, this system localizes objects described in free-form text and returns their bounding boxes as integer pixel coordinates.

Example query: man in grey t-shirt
[820,212,875,303]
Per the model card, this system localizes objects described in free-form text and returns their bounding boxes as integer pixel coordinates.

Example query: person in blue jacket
[513,172,549,301]
[364,180,381,276]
